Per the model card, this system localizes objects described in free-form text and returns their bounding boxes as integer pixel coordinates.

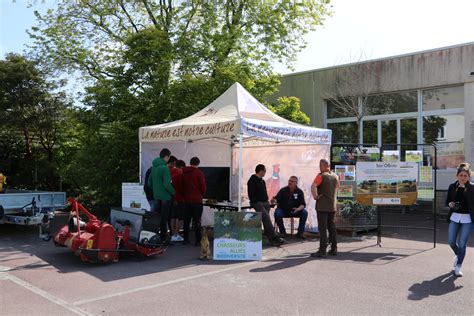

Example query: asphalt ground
[0,216,473,316]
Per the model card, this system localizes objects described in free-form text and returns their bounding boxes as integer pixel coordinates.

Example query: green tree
[0,54,71,190]
[27,1,331,207]
[29,0,331,83]
[269,96,310,125]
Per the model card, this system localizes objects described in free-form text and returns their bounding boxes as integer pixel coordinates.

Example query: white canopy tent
[139,82,332,216]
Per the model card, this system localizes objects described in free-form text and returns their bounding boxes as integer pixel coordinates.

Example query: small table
[202,201,253,212]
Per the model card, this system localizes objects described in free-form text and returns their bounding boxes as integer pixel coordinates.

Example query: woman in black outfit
[446,162,474,277]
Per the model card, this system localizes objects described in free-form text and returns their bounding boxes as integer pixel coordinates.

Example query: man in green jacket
[148,148,175,243]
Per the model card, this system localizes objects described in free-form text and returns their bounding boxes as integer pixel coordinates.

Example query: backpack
[144,167,153,200]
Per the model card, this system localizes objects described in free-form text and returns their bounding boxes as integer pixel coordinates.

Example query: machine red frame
[54,198,163,263]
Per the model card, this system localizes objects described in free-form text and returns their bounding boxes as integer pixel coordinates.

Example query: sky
[1,0,474,75]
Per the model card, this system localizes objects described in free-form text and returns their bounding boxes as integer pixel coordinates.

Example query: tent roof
[140,83,331,144]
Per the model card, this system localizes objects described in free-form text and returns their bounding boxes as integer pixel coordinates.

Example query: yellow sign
[86,239,94,249]
[0,173,6,193]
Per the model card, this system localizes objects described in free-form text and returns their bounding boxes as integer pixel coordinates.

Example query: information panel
[122,183,150,211]
[356,162,419,205]
[213,212,262,261]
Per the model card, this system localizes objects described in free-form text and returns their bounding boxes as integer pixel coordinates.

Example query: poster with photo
[382,150,400,162]
[420,166,433,182]
[405,150,423,162]
[122,183,150,210]
[214,212,262,261]
[331,146,380,164]
[335,165,356,181]
[337,184,354,197]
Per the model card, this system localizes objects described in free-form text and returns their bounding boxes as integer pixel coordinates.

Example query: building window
[365,91,417,115]
[325,85,465,169]
[423,86,464,111]
[437,126,446,140]
[326,98,358,119]
[327,122,358,143]
[362,120,377,144]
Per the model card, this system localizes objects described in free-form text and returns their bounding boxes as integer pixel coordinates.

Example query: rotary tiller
[53,198,163,263]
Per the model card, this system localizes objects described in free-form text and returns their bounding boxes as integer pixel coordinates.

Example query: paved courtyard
[0,219,473,315]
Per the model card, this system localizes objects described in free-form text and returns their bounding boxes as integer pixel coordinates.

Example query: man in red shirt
[182,157,207,245]
[170,159,186,242]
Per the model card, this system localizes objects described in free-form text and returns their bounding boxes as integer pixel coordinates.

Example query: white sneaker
[453,255,458,271]
[454,264,463,277]
[171,235,179,242]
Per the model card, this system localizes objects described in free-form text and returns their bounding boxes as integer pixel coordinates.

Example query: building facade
[271,43,474,190]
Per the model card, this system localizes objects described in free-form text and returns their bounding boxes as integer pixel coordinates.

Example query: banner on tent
[140,122,237,142]
[241,118,331,144]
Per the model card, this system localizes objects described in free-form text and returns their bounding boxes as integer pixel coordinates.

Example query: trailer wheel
[0,205,4,220]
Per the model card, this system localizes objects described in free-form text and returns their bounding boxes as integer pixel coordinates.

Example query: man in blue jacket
[273,176,308,239]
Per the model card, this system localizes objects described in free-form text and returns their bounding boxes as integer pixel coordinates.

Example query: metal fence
[330,143,437,247]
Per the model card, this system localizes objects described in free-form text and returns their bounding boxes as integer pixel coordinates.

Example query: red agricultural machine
[54,198,164,263]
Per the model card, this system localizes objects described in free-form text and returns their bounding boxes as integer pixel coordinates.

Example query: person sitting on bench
[272,176,308,239]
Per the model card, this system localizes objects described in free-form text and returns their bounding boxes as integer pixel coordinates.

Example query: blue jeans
[274,208,308,235]
[448,221,473,266]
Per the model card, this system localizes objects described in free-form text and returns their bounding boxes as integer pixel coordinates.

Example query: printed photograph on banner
[377,180,397,194]
[337,184,354,197]
[420,166,433,182]
[357,180,377,194]
[405,150,423,162]
[213,212,262,261]
[382,150,400,162]
[397,179,417,193]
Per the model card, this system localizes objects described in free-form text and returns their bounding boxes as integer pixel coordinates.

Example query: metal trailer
[0,190,66,240]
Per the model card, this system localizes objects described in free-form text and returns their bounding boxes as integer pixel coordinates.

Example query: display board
[356,162,419,205]
[122,183,150,211]
[213,212,262,260]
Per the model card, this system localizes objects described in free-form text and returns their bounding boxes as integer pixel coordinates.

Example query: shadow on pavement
[407,272,463,300]
[249,244,431,272]
[0,215,455,282]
